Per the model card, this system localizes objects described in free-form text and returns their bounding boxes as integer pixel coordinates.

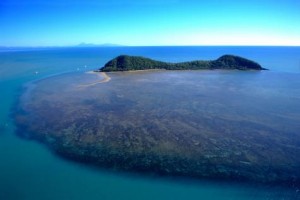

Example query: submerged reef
[14,70,300,188]
[100,55,267,72]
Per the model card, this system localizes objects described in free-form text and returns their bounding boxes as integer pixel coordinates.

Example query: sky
[0,0,300,46]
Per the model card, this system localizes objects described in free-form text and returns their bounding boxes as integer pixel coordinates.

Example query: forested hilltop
[100,55,266,72]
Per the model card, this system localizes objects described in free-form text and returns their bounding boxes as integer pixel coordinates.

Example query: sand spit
[78,71,111,87]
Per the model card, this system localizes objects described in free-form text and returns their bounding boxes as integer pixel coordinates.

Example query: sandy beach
[78,71,111,87]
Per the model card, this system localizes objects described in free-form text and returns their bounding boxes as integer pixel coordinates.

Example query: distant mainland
[0,43,123,51]
[100,55,267,72]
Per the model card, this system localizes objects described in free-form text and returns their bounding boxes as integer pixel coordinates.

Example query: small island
[100,55,266,72]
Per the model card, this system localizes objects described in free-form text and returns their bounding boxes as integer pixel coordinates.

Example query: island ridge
[100,55,266,72]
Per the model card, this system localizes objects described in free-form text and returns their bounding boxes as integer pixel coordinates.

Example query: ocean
[1,46,300,200]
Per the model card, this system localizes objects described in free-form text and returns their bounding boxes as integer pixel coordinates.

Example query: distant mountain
[0,43,124,50]
[100,55,267,72]
[76,43,123,47]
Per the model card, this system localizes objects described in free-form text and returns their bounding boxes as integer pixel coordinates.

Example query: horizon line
[1,44,300,48]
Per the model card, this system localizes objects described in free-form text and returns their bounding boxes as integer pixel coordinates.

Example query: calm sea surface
[1,46,300,200]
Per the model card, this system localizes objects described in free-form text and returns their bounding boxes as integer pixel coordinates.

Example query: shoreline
[78,71,111,87]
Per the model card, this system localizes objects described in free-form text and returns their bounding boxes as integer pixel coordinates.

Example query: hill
[100,55,266,72]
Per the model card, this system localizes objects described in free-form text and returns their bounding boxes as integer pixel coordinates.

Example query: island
[100,55,267,72]
[14,54,300,190]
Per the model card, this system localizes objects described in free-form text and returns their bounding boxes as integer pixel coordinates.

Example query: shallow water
[15,69,300,185]
[1,47,300,199]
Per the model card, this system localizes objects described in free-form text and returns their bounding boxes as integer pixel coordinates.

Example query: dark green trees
[100,55,266,72]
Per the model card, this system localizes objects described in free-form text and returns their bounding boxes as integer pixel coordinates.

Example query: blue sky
[1,0,300,46]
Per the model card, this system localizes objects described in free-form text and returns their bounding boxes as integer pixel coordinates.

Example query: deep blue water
[1,46,300,200]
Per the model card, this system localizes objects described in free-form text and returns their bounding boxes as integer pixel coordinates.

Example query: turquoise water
[1,47,300,199]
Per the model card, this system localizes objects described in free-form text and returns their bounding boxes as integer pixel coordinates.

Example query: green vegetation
[100,55,266,72]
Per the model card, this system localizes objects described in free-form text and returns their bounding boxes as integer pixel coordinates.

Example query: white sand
[78,71,111,87]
